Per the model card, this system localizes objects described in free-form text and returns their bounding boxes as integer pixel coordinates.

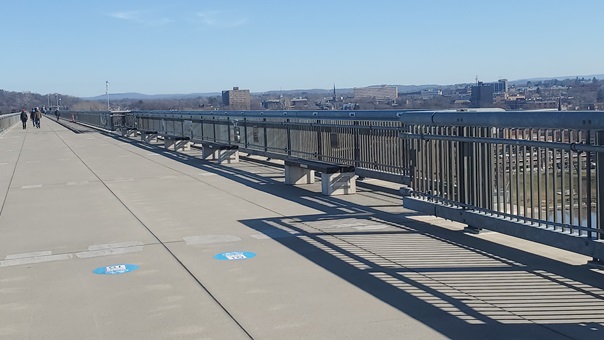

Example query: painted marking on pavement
[327,223,388,230]
[352,224,389,230]
[25,160,40,164]
[183,235,241,246]
[75,241,144,259]
[214,251,256,261]
[88,241,143,250]
[197,172,217,176]
[0,253,73,268]
[21,184,43,189]
[5,251,51,260]
[93,264,139,275]
[0,162,8,166]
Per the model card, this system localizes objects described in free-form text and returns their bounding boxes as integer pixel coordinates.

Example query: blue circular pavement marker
[93,264,140,275]
[214,251,256,261]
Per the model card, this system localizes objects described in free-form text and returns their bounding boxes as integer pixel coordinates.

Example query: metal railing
[401,111,604,261]
[134,110,412,183]
[0,113,21,133]
[64,109,604,261]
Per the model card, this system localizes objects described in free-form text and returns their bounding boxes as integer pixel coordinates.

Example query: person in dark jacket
[20,109,28,129]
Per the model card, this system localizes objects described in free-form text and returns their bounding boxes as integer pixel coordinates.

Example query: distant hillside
[79,73,604,101]
[82,92,220,101]
[510,74,604,85]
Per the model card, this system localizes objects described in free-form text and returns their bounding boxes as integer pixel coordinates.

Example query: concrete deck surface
[1,117,604,339]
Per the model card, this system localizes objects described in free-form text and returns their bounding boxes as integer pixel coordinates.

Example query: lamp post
[106,81,110,111]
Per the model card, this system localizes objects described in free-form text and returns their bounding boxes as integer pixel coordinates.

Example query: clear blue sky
[4,0,603,97]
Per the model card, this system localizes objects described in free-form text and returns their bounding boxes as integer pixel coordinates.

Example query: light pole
[106,81,110,111]
[55,94,59,108]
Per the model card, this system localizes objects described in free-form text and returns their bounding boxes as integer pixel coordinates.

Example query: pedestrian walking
[20,109,28,129]
[30,109,35,127]
[35,108,42,128]
[55,109,60,122]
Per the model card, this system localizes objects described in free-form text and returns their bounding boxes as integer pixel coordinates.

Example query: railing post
[353,121,360,168]
[263,118,268,154]
[482,127,495,210]
[459,127,481,234]
[286,119,292,157]
[317,119,323,161]
[212,116,217,142]
[243,118,248,149]
[227,117,231,144]
[109,113,115,131]
[457,128,468,205]
[593,131,604,264]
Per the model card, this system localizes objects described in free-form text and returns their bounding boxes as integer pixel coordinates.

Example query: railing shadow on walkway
[101,131,604,339]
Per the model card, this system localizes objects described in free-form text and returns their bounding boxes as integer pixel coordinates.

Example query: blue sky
[4,0,603,97]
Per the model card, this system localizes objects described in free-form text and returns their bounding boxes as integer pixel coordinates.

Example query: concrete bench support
[164,136,190,151]
[284,165,315,185]
[201,143,239,164]
[141,131,158,143]
[121,128,137,137]
[321,172,357,196]
[284,159,356,196]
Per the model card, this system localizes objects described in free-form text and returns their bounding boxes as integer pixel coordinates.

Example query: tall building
[470,82,495,108]
[495,79,508,94]
[222,87,251,110]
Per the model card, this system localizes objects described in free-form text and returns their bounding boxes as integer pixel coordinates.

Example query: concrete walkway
[1,116,604,339]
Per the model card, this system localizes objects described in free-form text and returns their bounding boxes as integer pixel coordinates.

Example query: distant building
[353,85,398,101]
[290,98,308,109]
[222,87,251,110]
[470,82,494,107]
[494,79,508,94]
[262,99,284,110]
[529,100,557,109]
[420,89,442,99]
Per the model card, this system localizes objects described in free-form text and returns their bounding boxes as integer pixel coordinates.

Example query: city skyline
[4,0,603,97]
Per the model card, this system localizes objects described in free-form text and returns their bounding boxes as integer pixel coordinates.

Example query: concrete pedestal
[202,148,239,164]
[321,172,357,195]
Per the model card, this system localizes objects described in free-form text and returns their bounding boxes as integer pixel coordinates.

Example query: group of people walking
[19,107,61,129]
[20,108,43,129]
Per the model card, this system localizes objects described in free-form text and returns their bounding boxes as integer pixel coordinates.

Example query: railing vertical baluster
[263,118,268,155]
[586,130,593,235]
[354,121,360,169]
[569,130,575,231]
[316,119,322,161]
[594,130,604,263]
[286,118,291,157]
